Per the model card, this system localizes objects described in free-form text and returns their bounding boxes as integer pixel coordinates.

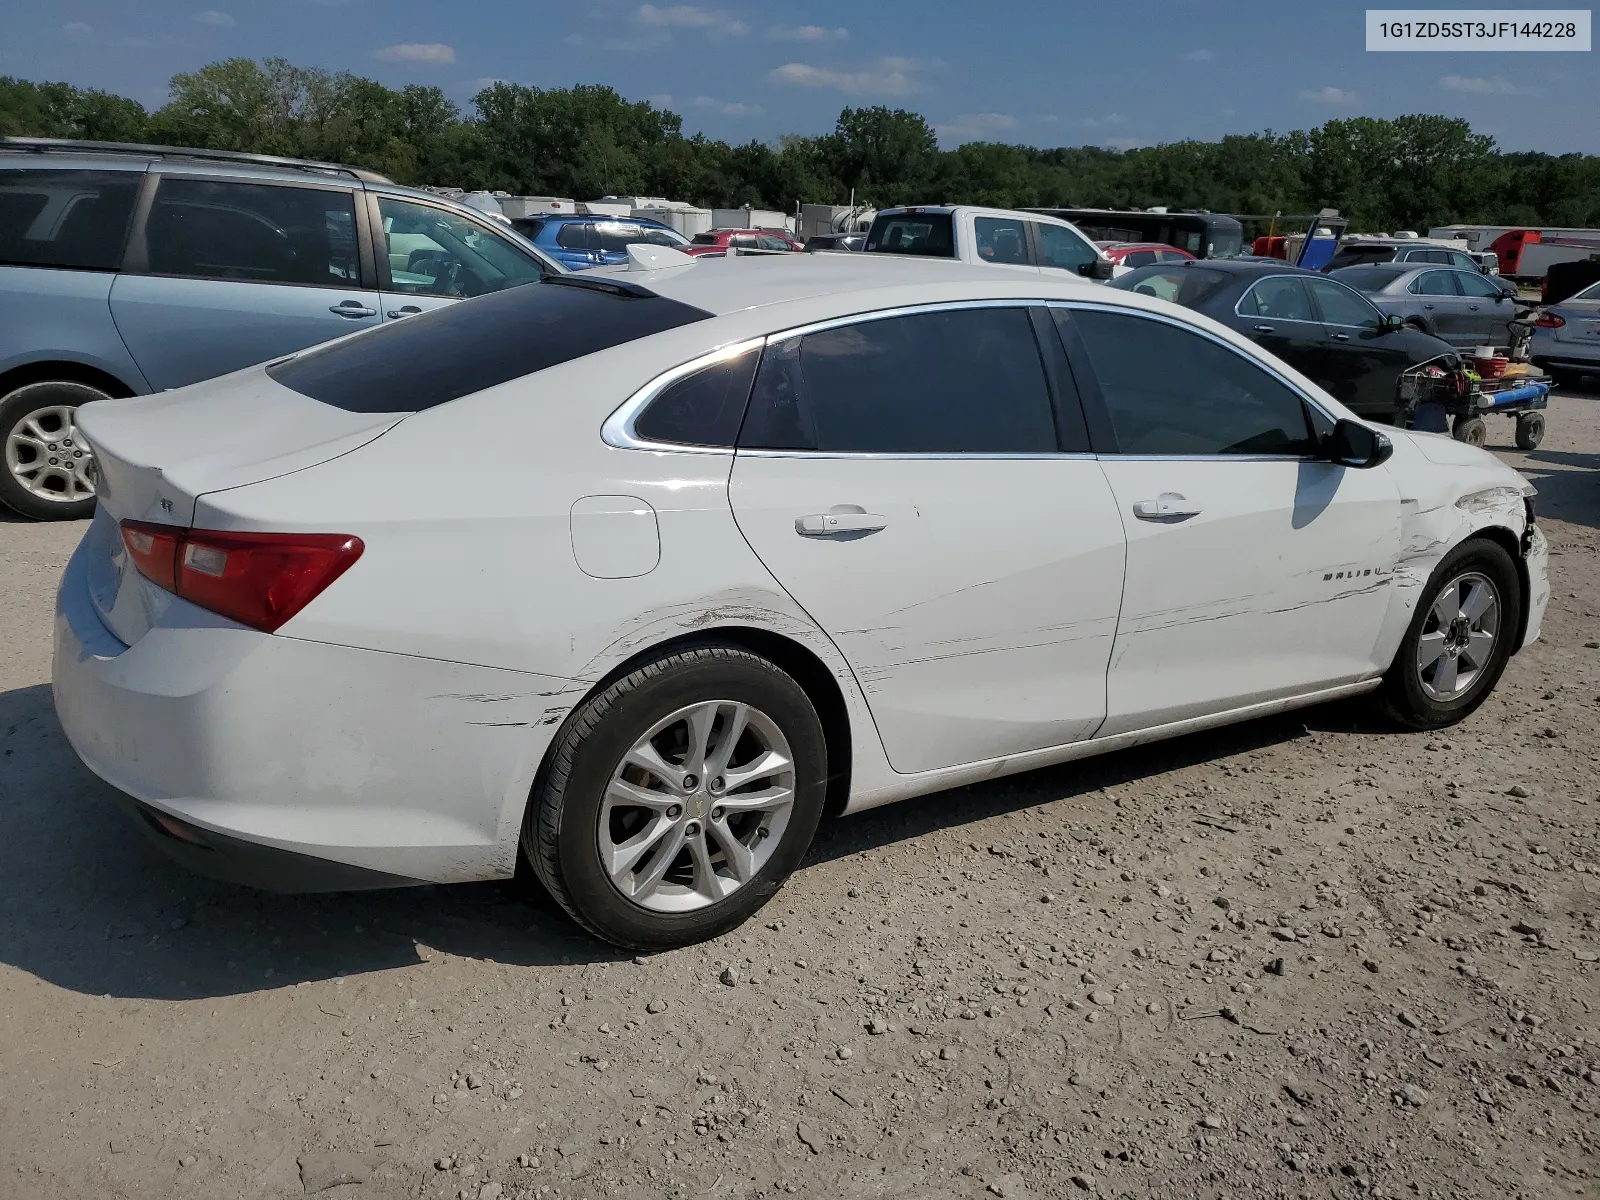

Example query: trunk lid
[75,366,405,646]
[1551,299,1600,343]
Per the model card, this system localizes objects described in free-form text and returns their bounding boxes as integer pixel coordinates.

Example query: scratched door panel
[1095,458,1401,737]
[729,455,1125,775]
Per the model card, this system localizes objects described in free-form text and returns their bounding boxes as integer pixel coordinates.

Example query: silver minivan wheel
[0,380,107,520]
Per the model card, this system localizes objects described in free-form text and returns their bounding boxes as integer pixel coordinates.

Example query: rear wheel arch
[0,360,139,402]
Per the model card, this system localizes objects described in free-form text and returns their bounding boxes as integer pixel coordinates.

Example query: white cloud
[769,57,931,96]
[936,112,1017,143]
[374,42,456,64]
[770,24,848,41]
[1298,85,1355,104]
[562,32,585,45]
[648,93,674,107]
[692,95,763,117]
[1183,47,1213,62]
[63,21,92,35]
[636,4,745,34]
[194,9,235,26]
[1438,74,1516,95]
[1079,113,1127,129]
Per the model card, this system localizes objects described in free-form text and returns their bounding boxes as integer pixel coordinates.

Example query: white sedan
[53,247,1549,949]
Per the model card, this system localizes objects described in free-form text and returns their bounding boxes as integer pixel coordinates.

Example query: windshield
[1329,266,1403,293]
[865,212,955,257]
[1575,280,1600,302]
[1109,264,1231,306]
[1207,227,1243,259]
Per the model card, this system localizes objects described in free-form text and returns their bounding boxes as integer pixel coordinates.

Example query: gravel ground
[1,388,1597,1200]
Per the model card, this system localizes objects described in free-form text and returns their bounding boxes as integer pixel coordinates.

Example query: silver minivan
[0,138,561,519]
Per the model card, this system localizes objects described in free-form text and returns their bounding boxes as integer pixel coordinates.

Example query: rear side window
[633,348,759,447]
[739,307,1058,454]
[1073,309,1317,457]
[555,222,596,250]
[268,279,712,413]
[865,213,955,257]
[0,169,140,271]
[1410,271,1460,297]
[145,178,360,286]
[973,217,1029,265]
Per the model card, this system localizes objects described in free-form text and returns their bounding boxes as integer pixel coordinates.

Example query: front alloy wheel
[1415,571,1500,702]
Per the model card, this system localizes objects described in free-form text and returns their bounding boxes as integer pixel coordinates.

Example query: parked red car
[683,228,803,256]
[1097,241,1196,273]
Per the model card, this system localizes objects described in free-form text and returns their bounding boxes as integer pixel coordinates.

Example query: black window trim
[123,169,376,289]
[1231,275,1320,324]
[603,300,1092,460]
[1051,300,1338,461]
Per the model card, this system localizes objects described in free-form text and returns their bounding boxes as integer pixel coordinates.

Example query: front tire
[525,644,828,950]
[1452,415,1486,446]
[1376,539,1521,730]
[0,380,105,520]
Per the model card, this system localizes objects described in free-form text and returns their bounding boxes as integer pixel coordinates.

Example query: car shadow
[1512,447,1600,531]
[0,677,1382,1001]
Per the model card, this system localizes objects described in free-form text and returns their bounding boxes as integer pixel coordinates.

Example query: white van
[864,205,1114,280]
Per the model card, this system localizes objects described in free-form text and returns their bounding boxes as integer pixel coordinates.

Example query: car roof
[875,204,1085,228]
[1,137,389,185]
[1146,259,1316,279]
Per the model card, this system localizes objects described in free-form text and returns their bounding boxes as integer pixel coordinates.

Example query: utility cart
[1402,311,1553,450]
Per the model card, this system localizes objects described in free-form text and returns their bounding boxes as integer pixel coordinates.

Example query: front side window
[1307,277,1382,329]
[145,178,359,286]
[740,307,1058,455]
[0,169,141,271]
[1410,270,1460,297]
[1033,222,1097,273]
[632,348,760,447]
[1240,276,1315,321]
[865,213,955,257]
[1457,270,1503,298]
[1073,309,1317,457]
[379,196,546,297]
[973,217,1029,265]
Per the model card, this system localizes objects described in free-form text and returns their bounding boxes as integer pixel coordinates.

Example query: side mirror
[1080,258,1116,281]
[1379,313,1405,333]
[1324,418,1394,469]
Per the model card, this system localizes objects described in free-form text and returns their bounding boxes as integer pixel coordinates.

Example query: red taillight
[119,521,363,633]
[1534,311,1565,328]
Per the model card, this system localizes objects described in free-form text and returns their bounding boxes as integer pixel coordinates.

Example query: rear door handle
[1422,303,1435,310]
[330,301,377,318]
[1132,493,1203,522]
[386,305,423,319]
[1331,332,1350,341]
[1254,324,1275,333]
[796,511,888,536]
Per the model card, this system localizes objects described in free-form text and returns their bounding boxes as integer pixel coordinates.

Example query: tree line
[4,57,1599,235]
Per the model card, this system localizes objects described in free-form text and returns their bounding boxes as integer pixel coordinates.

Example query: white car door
[1055,305,1402,736]
[728,304,1126,775]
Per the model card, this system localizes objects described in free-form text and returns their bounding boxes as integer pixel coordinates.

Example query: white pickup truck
[864,205,1114,280]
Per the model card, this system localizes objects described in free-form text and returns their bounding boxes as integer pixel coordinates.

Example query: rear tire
[0,380,104,521]
[1514,412,1545,450]
[525,644,828,950]
[1375,539,1521,730]
[1452,415,1486,446]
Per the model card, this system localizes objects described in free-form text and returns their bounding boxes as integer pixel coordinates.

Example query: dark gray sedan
[1530,278,1600,385]
[1330,263,1520,349]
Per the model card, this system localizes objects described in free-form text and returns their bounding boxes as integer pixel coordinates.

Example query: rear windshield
[267,278,712,413]
[690,232,720,245]
[865,213,955,257]
[1326,246,1398,270]
[1330,266,1403,293]
[1108,264,1231,306]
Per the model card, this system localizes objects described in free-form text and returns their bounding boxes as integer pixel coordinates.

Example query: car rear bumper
[52,534,572,889]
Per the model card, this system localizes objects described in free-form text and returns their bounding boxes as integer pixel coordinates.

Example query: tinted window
[1457,270,1503,298]
[1306,278,1382,329]
[973,217,1029,265]
[1327,246,1398,270]
[379,196,545,296]
[555,222,595,250]
[0,169,140,271]
[1123,250,1157,269]
[1035,222,1097,273]
[1109,264,1230,306]
[1407,249,1451,264]
[740,308,1057,454]
[689,232,720,245]
[1074,309,1316,457]
[268,279,711,413]
[758,234,793,252]
[146,178,359,286]
[1331,266,1402,293]
[633,348,759,447]
[1240,276,1315,321]
[1410,270,1459,297]
[865,213,955,257]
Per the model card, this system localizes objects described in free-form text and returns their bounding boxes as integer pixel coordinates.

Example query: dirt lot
[2,390,1597,1200]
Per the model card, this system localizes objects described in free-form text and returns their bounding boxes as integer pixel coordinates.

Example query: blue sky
[4,1,1594,153]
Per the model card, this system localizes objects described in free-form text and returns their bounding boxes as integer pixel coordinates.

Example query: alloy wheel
[1416,571,1500,701]
[4,404,95,505]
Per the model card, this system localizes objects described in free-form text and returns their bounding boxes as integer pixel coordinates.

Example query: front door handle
[1132,493,1203,522]
[330,301,377,318]
[1332,332,1350,341]
[1422,303,1435,310]
[796,511,888,537]
[386,305,424,319]
[1254,324,1275,333]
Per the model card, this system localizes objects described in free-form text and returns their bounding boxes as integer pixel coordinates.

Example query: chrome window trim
[601,337,765,454]
[736,450,1098,462]
[1231,277,1319,324]
[1048,298,1345,442]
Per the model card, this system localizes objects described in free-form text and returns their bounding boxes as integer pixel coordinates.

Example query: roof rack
[0,137,393,184]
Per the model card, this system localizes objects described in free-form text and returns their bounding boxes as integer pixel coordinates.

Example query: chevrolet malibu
[53,249,1549,950]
